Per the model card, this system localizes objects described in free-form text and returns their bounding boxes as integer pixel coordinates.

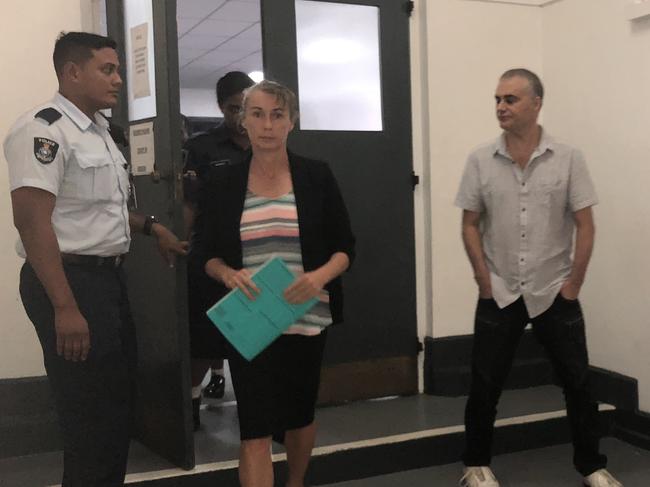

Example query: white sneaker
[459,466,500,487]
[583,469,623,487]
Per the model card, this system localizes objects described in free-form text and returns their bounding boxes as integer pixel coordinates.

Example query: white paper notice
[124,0,156,121]
[129,121,155,175]
[130,23,151,99]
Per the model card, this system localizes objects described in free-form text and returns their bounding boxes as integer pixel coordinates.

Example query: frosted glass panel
[295,1,383,131]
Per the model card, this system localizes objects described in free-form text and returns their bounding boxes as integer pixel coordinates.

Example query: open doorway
[177,0,262,134]
[176,0,263,464]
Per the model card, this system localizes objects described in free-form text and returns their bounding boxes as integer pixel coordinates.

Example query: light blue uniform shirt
[4,92,131,257]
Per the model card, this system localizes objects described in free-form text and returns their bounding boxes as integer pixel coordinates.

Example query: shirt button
[520,258,524,262]
[521,281,525,286]
[521,233,526,238]
[521,208,526,212]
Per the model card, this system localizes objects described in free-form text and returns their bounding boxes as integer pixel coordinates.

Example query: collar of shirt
[53,92,109,132]
[493,127,555,163]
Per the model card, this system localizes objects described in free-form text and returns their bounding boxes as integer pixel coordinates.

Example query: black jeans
[20,262,137,487]
[462,295,607,476]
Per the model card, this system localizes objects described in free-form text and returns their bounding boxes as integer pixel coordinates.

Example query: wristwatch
[143,215,160,236]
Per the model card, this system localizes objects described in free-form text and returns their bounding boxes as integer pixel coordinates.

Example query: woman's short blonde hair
[241,80,300,123]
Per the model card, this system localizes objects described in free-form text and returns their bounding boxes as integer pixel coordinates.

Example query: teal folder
[206,257,319,361]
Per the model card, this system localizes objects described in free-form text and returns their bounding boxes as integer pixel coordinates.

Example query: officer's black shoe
[203,374,225,399]
[192,397,201,431]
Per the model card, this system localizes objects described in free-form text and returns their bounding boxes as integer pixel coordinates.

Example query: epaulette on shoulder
[34,107,62,125]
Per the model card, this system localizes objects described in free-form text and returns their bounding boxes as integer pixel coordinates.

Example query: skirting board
[611,409,650,451]
[423,332,640,412]
[423,330,554,396]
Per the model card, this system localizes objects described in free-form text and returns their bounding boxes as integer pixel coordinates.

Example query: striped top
[240,190,332,335]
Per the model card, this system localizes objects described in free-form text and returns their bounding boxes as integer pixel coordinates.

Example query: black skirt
[187,262,230,359]
[229,331,327,440]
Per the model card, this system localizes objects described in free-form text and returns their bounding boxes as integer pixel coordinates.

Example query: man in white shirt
[4,32,186,486]
[455,69,621,487]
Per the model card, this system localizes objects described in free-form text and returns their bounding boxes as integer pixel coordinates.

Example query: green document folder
[206,257,319,361]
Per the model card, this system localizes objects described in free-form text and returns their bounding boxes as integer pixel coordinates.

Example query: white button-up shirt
[455,130,598,318]
[4,93,131,257]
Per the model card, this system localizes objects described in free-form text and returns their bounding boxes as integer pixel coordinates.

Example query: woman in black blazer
[193,80,355,487]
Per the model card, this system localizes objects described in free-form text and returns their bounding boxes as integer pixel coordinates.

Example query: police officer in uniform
[184,72,254,428]
[183,71,255,192]
[3,32,187,486]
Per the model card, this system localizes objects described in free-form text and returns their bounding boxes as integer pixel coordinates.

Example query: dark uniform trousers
[463,295,608,476]
[20,262,137,487]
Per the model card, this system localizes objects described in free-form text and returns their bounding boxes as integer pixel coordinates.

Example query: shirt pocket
[64,154,116,202]
[536,172,564,208]
[114,152,131,196]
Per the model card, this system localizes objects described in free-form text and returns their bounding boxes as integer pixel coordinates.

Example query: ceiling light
[248,70,264,83]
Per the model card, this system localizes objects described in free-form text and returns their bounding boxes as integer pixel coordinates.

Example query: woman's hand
[284,270,327,304]
[206,259,260,300]
[221,267,260,301]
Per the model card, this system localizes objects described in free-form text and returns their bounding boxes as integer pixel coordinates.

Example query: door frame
[106,0,194,470]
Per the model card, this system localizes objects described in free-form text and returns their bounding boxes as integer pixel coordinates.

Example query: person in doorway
[193,80,355,487]
[183,71,255,429]
[3,32,188,487]
[454,69,622,487]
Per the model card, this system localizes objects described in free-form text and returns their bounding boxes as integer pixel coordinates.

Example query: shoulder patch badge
[33,137,60,164]
[34,107,62,125]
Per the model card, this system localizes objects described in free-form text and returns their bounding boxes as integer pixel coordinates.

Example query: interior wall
[425,0,543,338]
[542,0,650,412]
[0,0,85,378]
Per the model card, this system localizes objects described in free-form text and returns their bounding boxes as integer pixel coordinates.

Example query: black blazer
[192,151,356,324]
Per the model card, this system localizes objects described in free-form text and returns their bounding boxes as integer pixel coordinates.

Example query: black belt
[61,253,126,268]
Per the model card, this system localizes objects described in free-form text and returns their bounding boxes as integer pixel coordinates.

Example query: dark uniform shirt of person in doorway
[3,32,187,487]
[183,71,255,212]
[183,71,254,430]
